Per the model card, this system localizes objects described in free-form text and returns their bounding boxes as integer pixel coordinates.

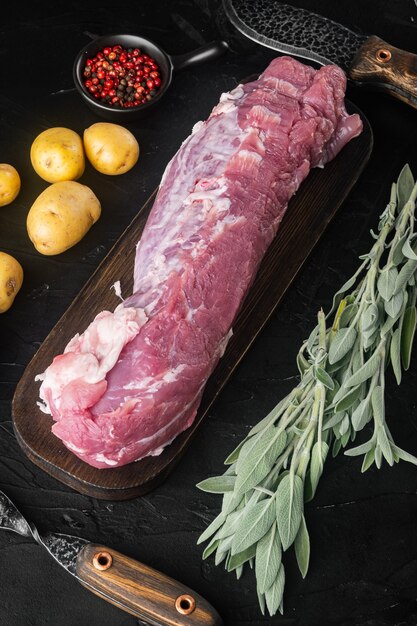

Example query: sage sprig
[197,165,417,616]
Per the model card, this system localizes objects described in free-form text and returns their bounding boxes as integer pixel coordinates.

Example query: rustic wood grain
[76,543,222,625]
[350,35,417,108]
[11,102,372,500]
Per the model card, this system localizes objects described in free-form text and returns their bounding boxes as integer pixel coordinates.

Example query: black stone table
[1,2,417,625]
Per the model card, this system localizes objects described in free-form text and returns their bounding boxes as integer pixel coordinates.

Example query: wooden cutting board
[12,102,373,500]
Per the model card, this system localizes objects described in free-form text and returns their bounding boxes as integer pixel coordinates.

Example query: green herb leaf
[294,514,310,578]
[377,266,398,301]
[361,304,379,333]
[297,351,310,376]
[343,350,381,388]
[276,474,303,551]
[394,259,417,295]
[339,303,359,328]
[385,292,404,318]
[255,523,281,594]
[351,396,372,431]
[328,326,357,365]
[231,498,275,555]
[224,439,246,465]
[202,538,220,560]
[344,438,374,457]
[227,543,257,571]
[313,366,334,390]
[235,428,287,497]
[402,236,417,261]
[197,512,226,545]
[306,441,329,501]
[361,448,375,472]
[371,386,385,426]
[392,232,408,266]
[335,384,363,412]
[397,163,415,209]
[401,306,417,370]
[392,444,417,466]
[265,564,285,617]
[377,427,394,466]
[390,327,402,385]
[196,475,236,493]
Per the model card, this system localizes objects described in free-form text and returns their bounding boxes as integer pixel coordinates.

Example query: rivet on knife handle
[76,543,222,626]
[350,35,417,108]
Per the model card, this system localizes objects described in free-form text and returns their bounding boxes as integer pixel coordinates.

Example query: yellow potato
[30,127,85,183]
[0,252,23,313]
[27,181,101,256]
[0,164,21,207]
[83,122,139,175]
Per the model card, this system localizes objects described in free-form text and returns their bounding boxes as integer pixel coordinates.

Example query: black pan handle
[170,41,228,72]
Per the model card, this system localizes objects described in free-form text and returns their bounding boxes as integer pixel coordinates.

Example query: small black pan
[73,34,228,121]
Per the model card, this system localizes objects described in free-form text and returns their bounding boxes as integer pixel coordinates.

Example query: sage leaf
[328,326,357,365]
[343,350,381,388]
[231,498,275,555]
[306,441,329,501]
[390,327,402,384]
[197,475,236,494]
[361,303,379,333]
[402,236,417,261]
[351,397,372,431]
[294,514,310,578]
[323,411,345,431]
[401,306,417,370]
[392,232,408,265]
[215,544,229,566]
[197,512,226,545]
[335,384,363,412]
[377,266,398,301]
[255,523,281,594]
[371,386,385,426]
[329,275,358,315]
[344,438,374,457]
[377,427,394,466]
[375,445,382,469]
[202,538,220,560]
[235,428,287,497]
[297,351,310,376]
[397,163,415,209]
[235,565,243,580]
[276,474,303,551]
[361,448,375,472]
[385,292,404,318]
[332,437,342,457]
[265,564,285,617]
[392,444,417,466]
[257,589,266,616]
[394,259,417,295]
[224,439,246,465]
[339,303,359,328]
[217,509,244,540]
[313,366,334,390]
[338,414,350,437]
[227,543,257,571]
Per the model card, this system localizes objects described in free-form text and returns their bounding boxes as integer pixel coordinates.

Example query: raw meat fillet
[36,57,363,468]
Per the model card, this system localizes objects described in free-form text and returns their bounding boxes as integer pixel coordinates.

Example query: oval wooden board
[12,102,373,500]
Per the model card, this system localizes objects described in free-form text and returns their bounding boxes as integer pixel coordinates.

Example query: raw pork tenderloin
[37,57,362,468]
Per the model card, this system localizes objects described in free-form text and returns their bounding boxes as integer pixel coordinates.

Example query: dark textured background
[1,1,417,625]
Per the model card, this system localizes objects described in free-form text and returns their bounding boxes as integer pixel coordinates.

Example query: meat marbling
[36,57,363,468]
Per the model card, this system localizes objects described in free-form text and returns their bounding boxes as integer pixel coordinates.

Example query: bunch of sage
[197,165,417,616]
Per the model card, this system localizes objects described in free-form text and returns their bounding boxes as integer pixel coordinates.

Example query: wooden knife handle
[76,543,222,626]
[349,35,417,108]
